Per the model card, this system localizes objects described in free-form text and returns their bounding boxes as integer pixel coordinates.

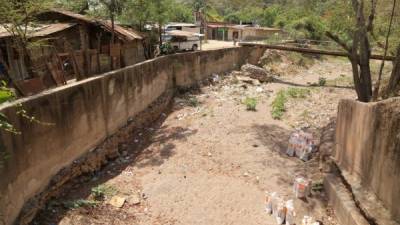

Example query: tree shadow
[252,124,292,154]
[31,106,198,225]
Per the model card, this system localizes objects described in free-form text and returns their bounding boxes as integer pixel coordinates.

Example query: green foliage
[188,96,200,107]
[63,199,98,209]
[286,87,311,98]
[243,97,257,111]
[318,77,327,86]
[271,88,311,120]
[91,184,117,200]
[271,90,287,120]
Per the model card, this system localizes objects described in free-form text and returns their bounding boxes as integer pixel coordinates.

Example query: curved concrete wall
[335,98,400,223]
[0,46,266,225]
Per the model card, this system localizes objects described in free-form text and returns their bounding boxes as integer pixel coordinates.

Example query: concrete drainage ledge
[324,174,371,225]
[14,90,174,225]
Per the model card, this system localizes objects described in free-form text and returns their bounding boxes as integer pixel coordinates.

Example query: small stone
[142,193,148,199]
[243,172,249,177]
[207,152,212,157]
[127,194,141,205]
[109,196,126,208]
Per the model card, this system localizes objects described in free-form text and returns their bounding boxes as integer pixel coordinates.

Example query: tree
[326,0,377,102]
[98,0,126,43]
[0,0,52,78]
[150,0,173,46]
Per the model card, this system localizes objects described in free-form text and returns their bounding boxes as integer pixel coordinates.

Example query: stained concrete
[0,46,265,225]
[335,98,400,224]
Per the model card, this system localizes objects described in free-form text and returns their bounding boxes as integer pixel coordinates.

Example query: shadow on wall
[31,104,197,225]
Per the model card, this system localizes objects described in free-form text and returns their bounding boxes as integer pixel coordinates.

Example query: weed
[63,199,98,209]
[243,97,257,111]
[318,77,327,86]
[271,91,287,119]
[271,88,311,120]
[91,184,117,200]
[286,87,310,98]
[188,96,200,107]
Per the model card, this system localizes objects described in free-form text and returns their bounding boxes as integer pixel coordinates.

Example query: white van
[164,30,202,51]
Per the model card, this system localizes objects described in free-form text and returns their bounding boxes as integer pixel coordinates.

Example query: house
[0,9,146,96]
[207,22,281,41]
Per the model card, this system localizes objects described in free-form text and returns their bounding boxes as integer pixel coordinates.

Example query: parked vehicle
[163,30,201,52]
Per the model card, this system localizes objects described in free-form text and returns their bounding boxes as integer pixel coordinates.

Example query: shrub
[91,185,117,200]
[271,90,287,119]
[243,97,257,111]
[318,77,327,86]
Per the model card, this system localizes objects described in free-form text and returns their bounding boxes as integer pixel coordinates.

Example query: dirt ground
[32,54,357,225]
[201,40,239,50]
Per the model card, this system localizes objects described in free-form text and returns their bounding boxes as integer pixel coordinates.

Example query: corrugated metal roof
[0,23,76,39]
[49,9,143,41]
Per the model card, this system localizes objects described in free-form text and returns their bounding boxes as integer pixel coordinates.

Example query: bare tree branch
[325,31,352,53]
[373,0,397,100]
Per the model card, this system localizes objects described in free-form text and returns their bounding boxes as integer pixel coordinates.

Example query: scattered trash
[301,216,320,225]
[294,177,312,199]
[274,197,287,224]
[211,74,220,83]
[241,64,273,83]
[285,200,296,225]
[287,131,317,161]
[265,192,275,214]
[109,196,126,208]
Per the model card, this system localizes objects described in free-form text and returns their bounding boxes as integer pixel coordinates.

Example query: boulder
[241,64,273,83]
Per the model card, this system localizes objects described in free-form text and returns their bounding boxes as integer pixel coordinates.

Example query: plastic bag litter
[285,200,296,225]
[294,177,312,199]
[265,192,276,214]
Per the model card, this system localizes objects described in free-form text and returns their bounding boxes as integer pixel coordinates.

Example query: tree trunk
[385,45,400,96]
[158,21,163,47]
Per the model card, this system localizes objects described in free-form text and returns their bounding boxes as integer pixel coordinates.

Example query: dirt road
[32,56,355,225]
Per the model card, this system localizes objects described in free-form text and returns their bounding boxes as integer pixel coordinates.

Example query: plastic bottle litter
[274,198,287,225]
[285,200,296,225]
[265,192,276,214]
[286,131,317,161]
[294,177,312,199]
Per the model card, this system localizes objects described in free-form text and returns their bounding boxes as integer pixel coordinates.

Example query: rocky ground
[32,51,357,225]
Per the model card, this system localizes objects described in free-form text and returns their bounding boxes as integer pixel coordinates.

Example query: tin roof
[0,23,77,39]
[49,9,143,41]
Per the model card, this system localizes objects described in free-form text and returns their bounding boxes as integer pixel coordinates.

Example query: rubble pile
[241,63,274,83]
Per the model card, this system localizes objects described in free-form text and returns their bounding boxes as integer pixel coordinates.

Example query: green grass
[271,88,311,120]
[243,97,258,111]
[91,184,117,200]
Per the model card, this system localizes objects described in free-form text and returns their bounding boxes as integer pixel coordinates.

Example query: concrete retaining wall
[335,98,400,223]
[0,46,266,225]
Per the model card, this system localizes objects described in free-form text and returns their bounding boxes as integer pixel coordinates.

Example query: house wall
[0,46,266,225]
[241,29,280,41]
[335,98,400,223]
